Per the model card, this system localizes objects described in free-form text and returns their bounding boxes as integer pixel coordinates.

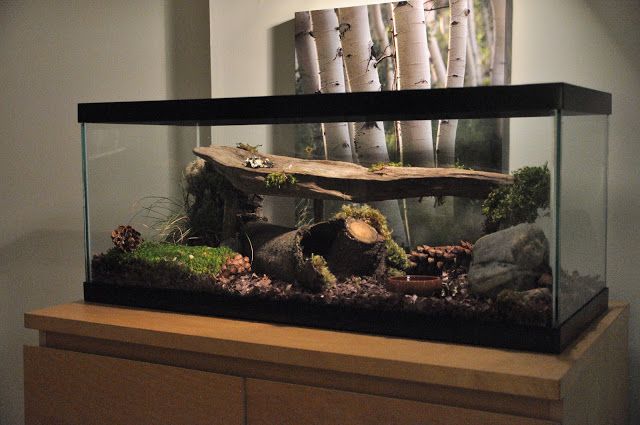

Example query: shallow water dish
[386,275,442,297]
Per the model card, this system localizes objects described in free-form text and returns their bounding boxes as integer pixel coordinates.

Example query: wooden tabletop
[25,301,628,401]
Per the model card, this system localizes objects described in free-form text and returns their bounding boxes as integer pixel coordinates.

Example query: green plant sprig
[368,161,405,172]
[482,164,550,232]
[265,171,297,189]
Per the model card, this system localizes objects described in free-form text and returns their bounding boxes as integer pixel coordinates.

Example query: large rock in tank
[468,223,549,297]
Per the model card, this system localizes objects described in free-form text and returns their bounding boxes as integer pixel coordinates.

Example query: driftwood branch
[193,146,512,202]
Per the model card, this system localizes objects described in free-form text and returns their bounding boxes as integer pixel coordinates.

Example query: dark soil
[92,254,551,327]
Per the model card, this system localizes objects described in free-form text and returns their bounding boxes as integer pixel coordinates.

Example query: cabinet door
[24,346,244,425]
[246,379,558,425]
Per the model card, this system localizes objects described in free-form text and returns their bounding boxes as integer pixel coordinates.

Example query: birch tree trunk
[393,1,434,167]
[465,42,478,86]
[295,11,325,158]
[436,0,468,167]
[338,6,385,164]
[371,4,388,52]
[466,0,481,84]
[338,6,408,245]
[370,3,394,91]
[295,12,320,95]
[342,60,357,159]
[295,12,325,225]
[482,1,494,79]
[425,0,447,87]
[311,9,353,162]
[490,0,506,85]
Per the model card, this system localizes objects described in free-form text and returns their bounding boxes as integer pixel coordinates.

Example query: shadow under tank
[80,83,611,353]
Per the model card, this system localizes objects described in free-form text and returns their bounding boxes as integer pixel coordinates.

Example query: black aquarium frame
[80,83,612,353]
[79,83,611,125]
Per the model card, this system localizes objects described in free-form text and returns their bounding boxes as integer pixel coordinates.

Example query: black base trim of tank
[83,283,608,353]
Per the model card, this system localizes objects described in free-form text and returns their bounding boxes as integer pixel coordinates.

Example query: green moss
[265,171,297,189]
[311,254,336,285]
[334,204,391,239]
[368,161,405,172]
[385,238,412,270]
[482,164,550,232]
[236,142,262,153]
[105,242,236,276]
[334,204,411,271]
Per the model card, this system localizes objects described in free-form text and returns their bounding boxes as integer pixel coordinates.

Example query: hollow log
[241,218,386,291]
[323,218,386,279]
[193,146,513,202]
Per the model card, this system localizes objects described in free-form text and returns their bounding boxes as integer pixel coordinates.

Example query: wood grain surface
[24,346,244,425]
[193,145,512,201]
[24,302,628,401]
[246,379,559,425]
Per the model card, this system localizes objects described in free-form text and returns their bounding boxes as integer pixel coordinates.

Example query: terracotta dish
[386,275,442,297]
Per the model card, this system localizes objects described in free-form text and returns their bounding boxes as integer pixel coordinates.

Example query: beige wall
[512,1,640,420]
[210,0,640,421]
[0,1,210,424]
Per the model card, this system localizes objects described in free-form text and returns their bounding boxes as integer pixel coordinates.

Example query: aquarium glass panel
[81,113,601,333]
[556,114,608,325]
[83,124,202,281]
[79,84,611,352]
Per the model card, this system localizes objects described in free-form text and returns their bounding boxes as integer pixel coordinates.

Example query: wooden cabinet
[24,302,629,425]
[24,346,244,425]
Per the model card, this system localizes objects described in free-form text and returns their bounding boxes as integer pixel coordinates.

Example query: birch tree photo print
[294,1,512,244]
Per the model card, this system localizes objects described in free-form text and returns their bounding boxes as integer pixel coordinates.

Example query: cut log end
[346,219,379,244]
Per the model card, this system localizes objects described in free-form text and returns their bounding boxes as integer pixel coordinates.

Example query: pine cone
[408,241,473,275]
[219,254,252,278]
[111,225,143,252]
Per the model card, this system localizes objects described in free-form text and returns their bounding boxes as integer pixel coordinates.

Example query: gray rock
[472,223,548,269]
[468,262,540,296]
[469,223,549,297]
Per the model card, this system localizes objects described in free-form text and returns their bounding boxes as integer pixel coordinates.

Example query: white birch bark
[425,0,447,87]
[338,6,385,164]
[465,41,478,86]
[338,6,408,245]
[371,4,388,53]
[311,9,353,161]
[386,3,396,90]
[490,0,506,85]
[294,12,325,159]
[483,0,494,76]
[342,60,357,159]
[393,1,434,167]
[466,0,481,84]
[370,3,395,91]
[294,12,321,95]
[436,0,468,167]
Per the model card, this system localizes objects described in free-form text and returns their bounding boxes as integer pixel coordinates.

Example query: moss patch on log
[311,254,337,285]
[334,204,412,271]
[265,171,297,189]
[368,161,405,172]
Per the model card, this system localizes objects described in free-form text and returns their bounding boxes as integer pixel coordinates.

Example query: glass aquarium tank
[79,83,610,352]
